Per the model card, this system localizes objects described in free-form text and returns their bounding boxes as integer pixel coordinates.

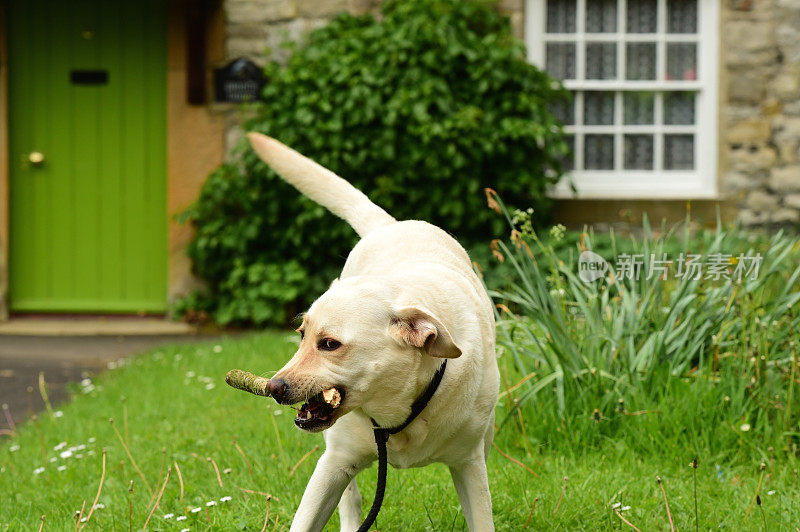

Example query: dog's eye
[318,338,342,351]
[298,328,305,340]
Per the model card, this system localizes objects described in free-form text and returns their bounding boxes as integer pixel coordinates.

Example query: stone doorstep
[0,317,197,336]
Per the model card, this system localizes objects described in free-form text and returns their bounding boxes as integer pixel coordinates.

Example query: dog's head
[266,277,461,432]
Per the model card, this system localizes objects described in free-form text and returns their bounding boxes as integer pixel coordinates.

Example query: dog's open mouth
[295,387,345,431]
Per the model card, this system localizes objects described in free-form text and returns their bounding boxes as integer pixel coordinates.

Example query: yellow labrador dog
[248,133,499,532]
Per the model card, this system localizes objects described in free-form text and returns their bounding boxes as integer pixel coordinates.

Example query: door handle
[28,152,45,167]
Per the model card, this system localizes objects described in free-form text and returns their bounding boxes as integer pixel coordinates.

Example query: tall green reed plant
[486,190,800,460]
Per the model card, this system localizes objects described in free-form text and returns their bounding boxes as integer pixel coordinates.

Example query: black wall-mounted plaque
[214,58,265,103]
[71,70,109,85]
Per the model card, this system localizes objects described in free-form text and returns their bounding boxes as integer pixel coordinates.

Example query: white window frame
[526,0,719,199]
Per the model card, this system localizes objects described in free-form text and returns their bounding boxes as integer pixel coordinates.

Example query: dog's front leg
[290,451,368,532]
[449,450,494,531]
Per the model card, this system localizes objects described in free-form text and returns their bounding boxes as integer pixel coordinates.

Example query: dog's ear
[389,307,462,358]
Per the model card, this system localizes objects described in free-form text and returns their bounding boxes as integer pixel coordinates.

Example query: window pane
[586,0,616,33]
[560,135,575,172]
[664,134,694,170]
[547,0,577,33]
[668,0,697,33]
[546,43,576,79]
[666,43,697,80]
[624,135,654,169]
[627,0,657,33]
[585,135,615,169]
[584,91,615,125]
[586,42,617,80]
[664,92,695,125]
[626,43,656,80]
[550,98,575,126]
[624,92,655,125]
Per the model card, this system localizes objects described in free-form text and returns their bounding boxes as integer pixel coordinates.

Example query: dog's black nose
[267,378,289,403]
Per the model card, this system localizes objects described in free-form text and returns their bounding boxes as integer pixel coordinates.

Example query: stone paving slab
[0,317,196,336]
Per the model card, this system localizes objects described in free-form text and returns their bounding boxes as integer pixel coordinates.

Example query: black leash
[356,359,448,532]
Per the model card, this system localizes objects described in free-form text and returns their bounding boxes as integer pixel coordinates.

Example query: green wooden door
[8,0,167,312]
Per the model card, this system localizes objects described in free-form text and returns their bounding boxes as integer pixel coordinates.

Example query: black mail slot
[70,70,108,85]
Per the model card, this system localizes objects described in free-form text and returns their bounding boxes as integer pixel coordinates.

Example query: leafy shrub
[489,192,800,461]
[178,0,569,326]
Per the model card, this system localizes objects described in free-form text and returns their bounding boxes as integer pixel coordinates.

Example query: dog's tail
[247,132,396,237]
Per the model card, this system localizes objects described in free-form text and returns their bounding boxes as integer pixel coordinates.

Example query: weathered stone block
[225,0,298,24]
[762,98,782,116]
[228,22,270,40]
[746,189,779,210]
[769,165,800,191]
[738,208,769,226]
[725,20,775,52]
[498,0,524,12]
[784,100,800,115]
[726,119,772,144]
[777,139,799,163]
[777,23,800,63]
[298,0,350,17]
[226,36,270,59]
[347,0,380,15]
[771,207,800,224]
[722,170,762,192]
[773,117,800,141]
[729,145,778,172]
[784,193,800,209]
[770,68,800,100]
[727,70,767,103]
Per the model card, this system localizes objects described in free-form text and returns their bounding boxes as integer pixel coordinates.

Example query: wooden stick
[226,370,271,396]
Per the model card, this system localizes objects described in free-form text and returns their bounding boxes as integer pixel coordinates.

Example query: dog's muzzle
[266,378,347,432]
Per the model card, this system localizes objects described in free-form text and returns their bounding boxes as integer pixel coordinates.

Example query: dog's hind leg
[337,477,363,532]
[449,447,495,532]
[483,411,495,464]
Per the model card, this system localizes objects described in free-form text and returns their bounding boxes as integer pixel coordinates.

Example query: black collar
[370,359,448,436]
[358,359,448,532]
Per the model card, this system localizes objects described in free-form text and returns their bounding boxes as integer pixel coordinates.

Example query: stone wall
[721,0,800,225]
[220,0,525,152]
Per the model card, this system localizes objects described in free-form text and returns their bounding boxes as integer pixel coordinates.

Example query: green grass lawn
[1,332,797,531]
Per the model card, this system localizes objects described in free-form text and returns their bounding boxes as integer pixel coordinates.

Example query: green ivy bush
[177,0,570,327]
